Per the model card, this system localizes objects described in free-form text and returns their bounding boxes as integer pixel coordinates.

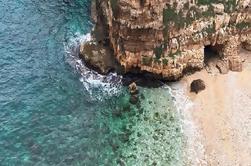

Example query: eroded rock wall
[88,0,251,80]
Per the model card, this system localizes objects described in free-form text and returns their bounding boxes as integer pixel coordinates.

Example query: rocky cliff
[81,0,251,80]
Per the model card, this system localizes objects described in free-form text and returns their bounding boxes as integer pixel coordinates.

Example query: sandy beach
[180,49,251,166]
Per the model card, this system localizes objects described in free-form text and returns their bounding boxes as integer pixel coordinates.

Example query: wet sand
[181,50,251,165]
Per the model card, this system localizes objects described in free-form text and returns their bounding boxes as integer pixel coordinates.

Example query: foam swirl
[65,33,123,101]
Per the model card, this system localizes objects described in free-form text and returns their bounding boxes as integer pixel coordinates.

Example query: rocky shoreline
[80,0,251,81]
[76,1,251,165]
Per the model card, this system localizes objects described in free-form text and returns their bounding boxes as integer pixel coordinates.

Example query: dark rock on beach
[190,79,206,94]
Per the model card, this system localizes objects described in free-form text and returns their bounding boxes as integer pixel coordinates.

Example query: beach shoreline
[179,50,251,165]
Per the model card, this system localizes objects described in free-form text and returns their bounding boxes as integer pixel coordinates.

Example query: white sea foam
[65,33,122,101]
[169,83,207,166]
[65,33,207,163]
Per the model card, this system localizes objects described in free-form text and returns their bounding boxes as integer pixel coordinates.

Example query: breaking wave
[65,33,123,101]
[65,33,207,165]
[169,83,207,166]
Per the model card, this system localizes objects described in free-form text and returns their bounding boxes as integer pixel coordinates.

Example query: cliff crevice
[81,0,251,80]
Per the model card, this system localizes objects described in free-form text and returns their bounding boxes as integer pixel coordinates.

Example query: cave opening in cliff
[204,45,223,65]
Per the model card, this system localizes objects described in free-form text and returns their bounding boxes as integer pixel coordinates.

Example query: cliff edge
[80,0,251,80]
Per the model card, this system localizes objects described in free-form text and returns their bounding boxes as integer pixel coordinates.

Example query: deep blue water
[0,0,184,165]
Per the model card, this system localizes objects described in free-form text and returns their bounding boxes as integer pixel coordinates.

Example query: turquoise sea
[0,0,186,165]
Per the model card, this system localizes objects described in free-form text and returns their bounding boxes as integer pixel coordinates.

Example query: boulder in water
[128,82,139,105]
[79,42,115,74]
[190,79,206,94]
[128,82,138,95]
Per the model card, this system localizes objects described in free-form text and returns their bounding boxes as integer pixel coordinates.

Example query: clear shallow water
[0,0,185,165]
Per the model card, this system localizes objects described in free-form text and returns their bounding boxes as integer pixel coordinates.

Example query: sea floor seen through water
[0,0,195,165]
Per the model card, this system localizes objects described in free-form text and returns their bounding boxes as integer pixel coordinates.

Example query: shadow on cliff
[122,71,165,88]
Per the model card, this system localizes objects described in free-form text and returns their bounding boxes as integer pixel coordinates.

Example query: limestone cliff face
[83,0,251,80]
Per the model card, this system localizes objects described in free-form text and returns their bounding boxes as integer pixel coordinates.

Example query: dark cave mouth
[204,45,223,65]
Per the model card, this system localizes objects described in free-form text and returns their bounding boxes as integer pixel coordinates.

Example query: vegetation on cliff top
[236,22,251,30]
[162,3,216,41]
[197,0,237,13]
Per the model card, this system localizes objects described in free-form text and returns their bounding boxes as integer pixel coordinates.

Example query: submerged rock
[112,109,122,118]
[190,79,206,94]
[117,158,126,166]
[129,95,139,105]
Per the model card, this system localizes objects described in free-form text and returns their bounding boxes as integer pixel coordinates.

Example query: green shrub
[163,5,202,31]
[236,22,251,30]
[162,58,169,65]
[163,6,177,26]
[202,5,215,17]
[142,57,152,65]
[197,0,237,13]
[225,0,237,13]
[202,22,216,34]
[154,46,164,59]
[197,0,221,5]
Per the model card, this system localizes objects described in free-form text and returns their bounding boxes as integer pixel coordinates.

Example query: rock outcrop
[191,79,206,94]
[81,0,251,80]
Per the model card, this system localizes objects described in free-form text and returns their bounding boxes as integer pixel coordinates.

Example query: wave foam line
[64,33,123,101]
[169,83,208,166]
